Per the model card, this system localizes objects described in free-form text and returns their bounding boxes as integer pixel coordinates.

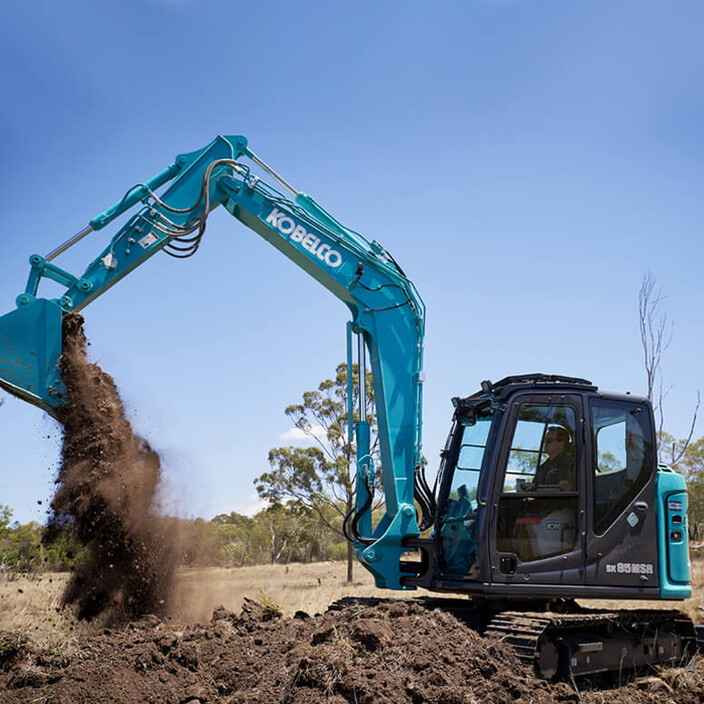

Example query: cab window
[449,416,492,503]
[591,399,654,535]
[440,415,493,575]
[496,403,579,562]
[503,405,577,493]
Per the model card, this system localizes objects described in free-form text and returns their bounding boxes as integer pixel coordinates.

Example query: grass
[2,556,702,642]
[0,573,80,635]
[0,561,419,639]
[168,561,414,623]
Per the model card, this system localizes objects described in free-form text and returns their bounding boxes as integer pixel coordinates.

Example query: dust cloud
[47,313,177,621]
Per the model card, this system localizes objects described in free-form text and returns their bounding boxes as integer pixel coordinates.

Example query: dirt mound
[1,598,702,703]
[46,313,177,621]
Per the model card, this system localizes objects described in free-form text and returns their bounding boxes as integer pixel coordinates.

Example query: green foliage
[254,363,378,580]
[326,541,349,562]
[42,525,86,572]
[673,436,704,538]
[658,431,689,468]
[0,509,44,572]
[0,505,11,536]
[254,589,283,620]
[655,433,704,539]
[597,451,622,473]
[257,446,344,528]
[0,499,353,574]
[211,502,348,566]
[4,522,43,571]
[508,449,537,474]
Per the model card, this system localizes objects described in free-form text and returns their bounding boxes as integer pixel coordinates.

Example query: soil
[1,597,702,703]
[45,313,177,621]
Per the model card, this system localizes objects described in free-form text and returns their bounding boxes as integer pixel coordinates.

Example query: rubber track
[485,609,696,677]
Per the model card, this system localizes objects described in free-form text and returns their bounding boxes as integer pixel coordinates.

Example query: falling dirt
[46,313,177,621]
[1,598,703,703]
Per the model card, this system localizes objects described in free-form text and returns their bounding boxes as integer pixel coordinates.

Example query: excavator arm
[0,134,426,588]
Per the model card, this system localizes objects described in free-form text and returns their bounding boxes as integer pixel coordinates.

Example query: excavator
[0,134,697,679]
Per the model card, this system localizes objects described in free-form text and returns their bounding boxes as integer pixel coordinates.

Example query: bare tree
[639,273,672,430]
[639,272,699,464]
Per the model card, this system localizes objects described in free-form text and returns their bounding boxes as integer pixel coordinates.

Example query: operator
[534,426,576,491]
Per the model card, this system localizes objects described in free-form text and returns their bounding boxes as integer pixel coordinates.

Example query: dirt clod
[0,632,29,671]
[350,620,393,651]
[181,684,209,702]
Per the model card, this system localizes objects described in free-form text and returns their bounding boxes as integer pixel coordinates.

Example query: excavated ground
[1,598,703,703]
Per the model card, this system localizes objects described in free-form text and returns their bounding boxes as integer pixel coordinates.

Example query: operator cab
[404,374,681,600]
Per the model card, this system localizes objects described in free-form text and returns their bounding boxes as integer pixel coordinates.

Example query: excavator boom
[0,134,425,588]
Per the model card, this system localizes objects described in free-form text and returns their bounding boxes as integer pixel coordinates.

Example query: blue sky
[1,0,702,524]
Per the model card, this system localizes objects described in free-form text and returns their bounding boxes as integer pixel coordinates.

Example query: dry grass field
[2,557,703,645]
[169,561,408,623]
[0,562,413,645]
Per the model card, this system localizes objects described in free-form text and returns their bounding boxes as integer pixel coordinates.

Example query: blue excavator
[0,135,697,679]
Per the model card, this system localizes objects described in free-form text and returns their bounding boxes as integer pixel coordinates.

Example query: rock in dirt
[181,684,210,702]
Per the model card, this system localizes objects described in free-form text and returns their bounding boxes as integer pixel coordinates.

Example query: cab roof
[456,373,648,408]
[490,373,597,396]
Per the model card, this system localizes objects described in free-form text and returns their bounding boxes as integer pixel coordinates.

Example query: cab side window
[496,404,578,562]
[591,399,654,535]
[503,405,577,493]
[440,418,493,575]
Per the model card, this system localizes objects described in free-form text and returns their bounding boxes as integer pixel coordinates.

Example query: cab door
[490,395,586,585]
[584,398,659,588]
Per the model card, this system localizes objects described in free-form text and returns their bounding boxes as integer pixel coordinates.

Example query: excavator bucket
[0,299,65,418]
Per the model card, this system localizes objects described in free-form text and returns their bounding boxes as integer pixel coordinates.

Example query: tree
[255,363,377,582]
[3,522,43,572]
[639,272,672,429]
[0,505,12,539]
[668,436,704,539]
[638,273,699,463]
[0,507,46,574]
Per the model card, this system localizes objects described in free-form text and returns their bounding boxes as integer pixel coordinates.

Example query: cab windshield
[438,410,495,575]
[448,415,494,507]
